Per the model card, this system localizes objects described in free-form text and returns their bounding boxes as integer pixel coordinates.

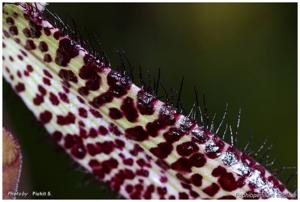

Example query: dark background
[3,3,297,199]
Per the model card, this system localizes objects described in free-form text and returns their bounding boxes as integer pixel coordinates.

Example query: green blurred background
[3,3,297,199]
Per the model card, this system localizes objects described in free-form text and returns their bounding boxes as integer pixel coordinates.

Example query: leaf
[3,3,294,199]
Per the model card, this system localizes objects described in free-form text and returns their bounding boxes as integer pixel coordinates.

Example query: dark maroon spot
[121,97,138,122]
[136,158,148,167]
[191,174,202,187]
[98,126,108,136]
[15,83,25,92]
[14,38,20,44]
[163,127,183,143]
[90,91,113,108]
[25,40,36,50]
[93,166,105,180]
[130,191,141,199]
[150,142,173,159]
[88,128,97,138]
[16,71,22,78]
[78,86,89,96]
[157,187,167,199]
[130,144,143,156]
[189,153,206,168]
[171,157,191,172]
[179,192,189,199]
[78,121,85,127]
[33,94,44,106]
[6,17,14,25]
[55,38,79,66]
[26,65,33,72]
[64,134,80,149]
[9,56,14,62]
[85,75,101,91]
[77,96,85,104]
[52,131,62,142]
[136,169,149,177]
[24,70,29,77]
[17,55,23,60]
[203,183,219,197]
[43,77,51,86]
[236,177,246,188]
[9,26,18,35]
[87,143,101,156]
[71,144,86,159]
[169,195,176,200]
[212,166,227,177]
[38,41,48,52]
[79,128,87,138]
[106,158,118,170]
[44,27,51,36]
[39,110,52,124]
[23,28,31,37]
[53,31,62,39]
[109,123,122,136]
[109,108,123,119]
[218,172,238,192]
[63,86,70,94]
[125,126,148,141]
[49,92,59,105]
[90,109,102,118]
[3,30,10,38]
[43,69,52,78]
[107,70,132,97]
[44,54,52,62]
[126,184,133,193]
[135,184,144,191]
[177,141,199,156]
[20,50,27,57]
[58,92,69,103]
[160,176,168,183]
[78,107,87,118]
[144,185,155,199]
[23,13,30,20]
[29,20,42,38]
[13,12,18,18]
[57,112,75,125]
[5,67,10,73]
[38,85,47,95]
[146,120,162,137]
[137,90,156,115]
[123,158,133,166]
[182,182,192,190]
[79,65,97,80]
[101,141,115,154]
[58,69,78,83]
[115,139,125,149]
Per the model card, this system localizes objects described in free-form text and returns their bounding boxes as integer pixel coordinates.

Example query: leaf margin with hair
[3,3,295,199]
